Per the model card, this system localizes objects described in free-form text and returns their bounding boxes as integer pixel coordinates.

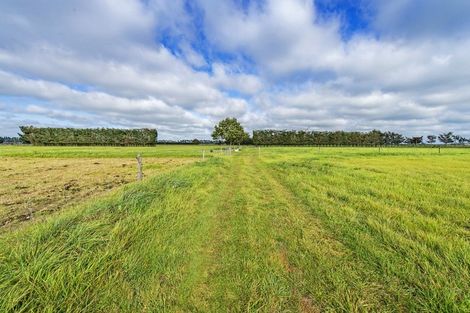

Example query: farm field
[0,156,197,230]
[0,145,218,158]
[0,145,218,230]
[0,146,469,312]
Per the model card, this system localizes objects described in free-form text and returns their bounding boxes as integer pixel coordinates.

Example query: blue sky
[1,0,469,138]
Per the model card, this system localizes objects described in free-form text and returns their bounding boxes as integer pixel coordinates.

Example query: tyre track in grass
[171,157,243,312]
[194,155,294,312]
[130,158,239,312]
[190,153,393,312]
[266,155,470,312]
[260,157,410,312]
[252,154,401,312]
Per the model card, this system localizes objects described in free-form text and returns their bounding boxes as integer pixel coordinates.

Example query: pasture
[0,146,469,312]
[0,145,211,230]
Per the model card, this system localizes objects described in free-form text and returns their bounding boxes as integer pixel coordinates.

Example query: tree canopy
[252,130,405,146]
[18,126,157,146]
[212,118,248,145]
[406,136,423,145]
[438,132,454,145]
[426,135,437,144]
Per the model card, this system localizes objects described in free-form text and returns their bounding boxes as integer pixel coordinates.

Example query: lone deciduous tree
[438,132,454,145]
[212,118,249,148]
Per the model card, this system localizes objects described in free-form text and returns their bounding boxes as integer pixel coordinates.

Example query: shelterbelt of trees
[5,122,467,146]
[252,130,468,146]
[18,126,157,146]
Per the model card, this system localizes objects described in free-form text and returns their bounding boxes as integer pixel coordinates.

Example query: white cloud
[193,0,470,136]
[212,63,264,95]
[0,0,469,138]
[198,0,343,77]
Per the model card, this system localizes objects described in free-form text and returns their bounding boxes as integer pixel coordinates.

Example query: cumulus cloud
[0,0,469,138]
[193,0,470,135]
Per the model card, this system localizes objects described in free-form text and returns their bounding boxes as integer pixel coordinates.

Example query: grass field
[0,146,469,312]
[0,145,218,158]
[0,156,196,229]
[0,145,211,230]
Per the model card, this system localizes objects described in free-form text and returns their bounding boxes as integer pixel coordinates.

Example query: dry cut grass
[0,157,195,229]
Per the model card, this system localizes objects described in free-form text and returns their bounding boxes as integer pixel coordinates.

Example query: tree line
[212,118,468,146]
[0,137,22,144]
[4,121,468,146]
[18,126,158,146]
[252,129,468,146]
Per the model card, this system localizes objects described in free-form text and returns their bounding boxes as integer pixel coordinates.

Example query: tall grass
[260,146,470,311]
[0,158,226,311]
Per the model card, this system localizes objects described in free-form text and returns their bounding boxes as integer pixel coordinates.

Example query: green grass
[0,145,219,158]
[0,146,469,312]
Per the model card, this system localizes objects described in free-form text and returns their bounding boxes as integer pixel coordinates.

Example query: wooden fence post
[136,154,143,181]
[26,198,33,220]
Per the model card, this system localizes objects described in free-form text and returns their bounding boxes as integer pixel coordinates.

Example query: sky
[0,0,469,139]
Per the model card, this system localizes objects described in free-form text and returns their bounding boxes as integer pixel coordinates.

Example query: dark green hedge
[252,130,405,146]
[19,126,157,146]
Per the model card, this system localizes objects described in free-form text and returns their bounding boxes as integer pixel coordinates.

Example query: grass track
[0,147,469,312]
